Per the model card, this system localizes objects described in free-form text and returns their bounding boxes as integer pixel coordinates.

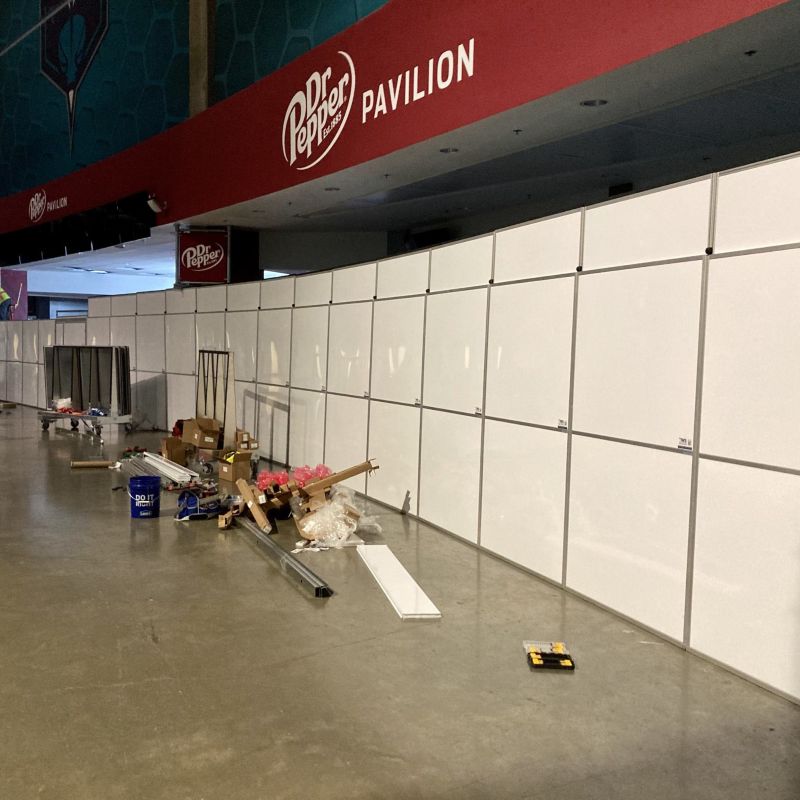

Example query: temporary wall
[3,151,800,703]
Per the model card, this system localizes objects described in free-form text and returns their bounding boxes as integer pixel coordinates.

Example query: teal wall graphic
[0,0,189,197]
[212,0,388,102]
[0,0,388,199]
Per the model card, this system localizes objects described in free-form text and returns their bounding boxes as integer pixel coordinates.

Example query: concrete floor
[1,406,798,800]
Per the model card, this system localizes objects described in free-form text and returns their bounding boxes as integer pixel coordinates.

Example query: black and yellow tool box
[523,640,575,671]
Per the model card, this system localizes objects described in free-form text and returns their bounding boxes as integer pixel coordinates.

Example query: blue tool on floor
[175,490,222,521]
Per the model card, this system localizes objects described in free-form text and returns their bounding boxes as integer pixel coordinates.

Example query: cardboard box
[236,429,250,446]
[217,452,252,483]
[160,436,187,466]
[182,417,222,450]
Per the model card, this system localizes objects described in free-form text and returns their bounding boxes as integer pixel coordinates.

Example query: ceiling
[19,1,800,284]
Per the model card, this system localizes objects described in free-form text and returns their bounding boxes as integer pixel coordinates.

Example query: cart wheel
[124,423,133,433]
[70,419,79,430]
[93,424,103,436]
[201,462,213,475]
[42,420,50,431]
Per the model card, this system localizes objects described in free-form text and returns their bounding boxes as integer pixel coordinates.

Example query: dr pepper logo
[282,50,355,171]
[181,243,225,272]
[29,191,46,222]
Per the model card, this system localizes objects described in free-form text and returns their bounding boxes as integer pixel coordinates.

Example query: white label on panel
[583,179,711,269]
[430,235,492,291]
[376,251,429,298]
[494,211,581,282]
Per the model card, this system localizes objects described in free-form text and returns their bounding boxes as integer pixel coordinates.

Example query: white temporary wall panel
[332,262,376,303]
[715,154,800,253]
[430,235,493,291]
[85,317,110,347]
[195,312,225,355]
[22,363,38,407]
[288,389,325,467]
[167,373,196,426]
[494,211,581,283]
[196,285,227,313]
[290,306,329,391]
[111,294,136,316]
[419,409,482,543]
[227,282,260,311]
[165,314,197,375]
[0,362,6,402]
[225,311,258,382]
[257,309,291,386]
[235,380,256,434]
[62,320,86,346]
[133,371,167,430]
[295,272,332,307]
[327,302,372,397]
[324,394,368,492]
[260,277,294,309]
[37,320,55,362]
[37,362,45,409]
[480,421,567,582]
[137,291,166,316]
[109,316,136,369]
[366,401,420,511]
[423,289,487,414]
[8,322,22,360]
[6,362,22,403]
[691,459,800,700]
[486,278,573,428]
[376,251,428,298]
[567,437,691,640]
[166,287,196,314]
[255,384,290,464]
[54,321,64,345]
[22,321,38,363]
[583,179,711,269]
[371,297,424,405]
[573,261,701,448]
[702,250,800,470]
[0,324,7,362]
[88,296,111,317]
[135,315,165,374]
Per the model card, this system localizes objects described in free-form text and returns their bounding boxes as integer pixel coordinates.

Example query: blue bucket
[129,475,161,518]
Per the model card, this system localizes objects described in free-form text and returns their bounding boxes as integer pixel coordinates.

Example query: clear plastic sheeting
[294,486,382,548]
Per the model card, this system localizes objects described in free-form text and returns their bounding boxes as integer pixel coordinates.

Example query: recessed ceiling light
[580,99,608,107]
[89,269,109,274]
[439,147,459,154]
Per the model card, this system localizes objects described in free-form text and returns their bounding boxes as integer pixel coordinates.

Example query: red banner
[177,230,228,284]
[0,0,788,235]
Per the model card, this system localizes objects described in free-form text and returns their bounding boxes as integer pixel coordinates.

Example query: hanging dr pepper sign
[177,230,229,284]
[40,0,109,149]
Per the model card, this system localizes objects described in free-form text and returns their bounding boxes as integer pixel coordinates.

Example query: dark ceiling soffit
[0,192,156,267]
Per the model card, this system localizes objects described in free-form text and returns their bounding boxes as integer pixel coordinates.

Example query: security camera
[147,194,166,213]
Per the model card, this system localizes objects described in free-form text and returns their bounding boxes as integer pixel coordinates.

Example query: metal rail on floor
[237,517,334,599]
